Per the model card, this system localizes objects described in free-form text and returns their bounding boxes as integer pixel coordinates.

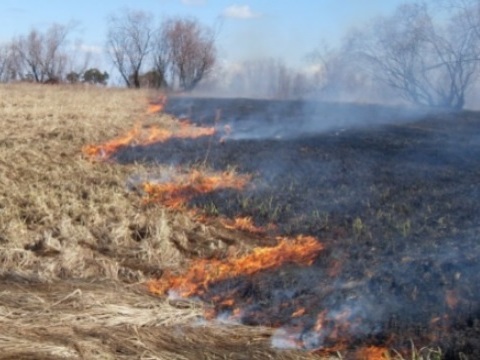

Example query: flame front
[82,97,215,160]
[220,216,269,234]
[148,235,323,297]
[83,123,215,160]
[142,170,251,209]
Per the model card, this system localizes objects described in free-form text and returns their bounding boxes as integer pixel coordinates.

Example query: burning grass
[148,235,323,297]
[82,120,216,160]
[0,84,459,359]
[142,168,251,210]
[220,216,270,234]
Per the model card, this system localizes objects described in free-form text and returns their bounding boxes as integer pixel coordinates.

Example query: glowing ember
[445,290,459,310]
[148,235,323,297]
[292,307,306,318]
[142,170,251,209]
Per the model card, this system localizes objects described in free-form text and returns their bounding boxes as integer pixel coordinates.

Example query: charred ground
[115,97,480,358]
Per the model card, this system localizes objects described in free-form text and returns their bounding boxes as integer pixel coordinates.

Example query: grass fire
[1,84,480,360]
[147,235,323,298]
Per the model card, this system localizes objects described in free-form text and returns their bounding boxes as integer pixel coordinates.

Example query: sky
[0,0,406,71]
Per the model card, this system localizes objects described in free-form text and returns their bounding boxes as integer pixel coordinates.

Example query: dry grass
[0,84,436,359]
[0,84,183,280]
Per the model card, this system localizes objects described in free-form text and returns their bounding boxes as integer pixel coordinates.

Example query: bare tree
[350,2,480,109]
[226,58,310,99]
[106,9,153,88]
[5,43,23,82]
[13,30,42,82]
[150,26,170,89]
[307,42,388,103]
[13,24,71,82]
[64,40,92,80]
[0,44,14,82]
[438,0,480,35]
[158,17,216,91]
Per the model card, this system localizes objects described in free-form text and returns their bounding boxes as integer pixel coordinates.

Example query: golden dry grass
[0,84,183,280]
[0,84,437,359]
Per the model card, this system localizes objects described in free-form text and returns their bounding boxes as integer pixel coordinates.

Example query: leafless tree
[13,24,71,83]
[218,58,310,99]
[349,2,480,109]
[0,44,14,82]
[149,30,170,89]
[438,0,480,35]
[65,39,92,80]
[5,43,23,82]
[157,17,216,91]
[106,9,153,88]
[223,59,276,98]
[307,42,387,103]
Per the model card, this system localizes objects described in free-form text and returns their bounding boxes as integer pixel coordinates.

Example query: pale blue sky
[0,1,405,68]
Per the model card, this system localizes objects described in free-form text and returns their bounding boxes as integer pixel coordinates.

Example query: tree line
[311,0,480,109]
[106,10,216,91]
[0,22,108,85]
[0,10,216,90]
[1,1,480,109]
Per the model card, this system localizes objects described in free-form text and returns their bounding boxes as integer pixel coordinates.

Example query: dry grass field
[0,84,453,359]
[0,84,326,360]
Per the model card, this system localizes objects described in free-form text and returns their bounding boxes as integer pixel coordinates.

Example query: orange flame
[83,123,215,160]
[147,97,166,114]
[142,170,251,209]
[220,216,267,234]
[148,235,323,297]
[355,346,389,360]
[82,125,138,159]
[82,96,215,160]
[292,307,306,318]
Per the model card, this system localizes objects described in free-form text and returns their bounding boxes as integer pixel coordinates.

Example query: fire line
[142,169,251,210]
[147,235,324,298]
[82,97,216,160]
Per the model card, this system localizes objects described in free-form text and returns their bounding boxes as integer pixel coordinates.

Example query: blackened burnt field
[119,97,480,358]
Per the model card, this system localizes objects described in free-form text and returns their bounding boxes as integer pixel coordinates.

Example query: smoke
[164,96,430,142]
[111,96,480,356]
[194,57,316,100]
[271,295,383,350]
